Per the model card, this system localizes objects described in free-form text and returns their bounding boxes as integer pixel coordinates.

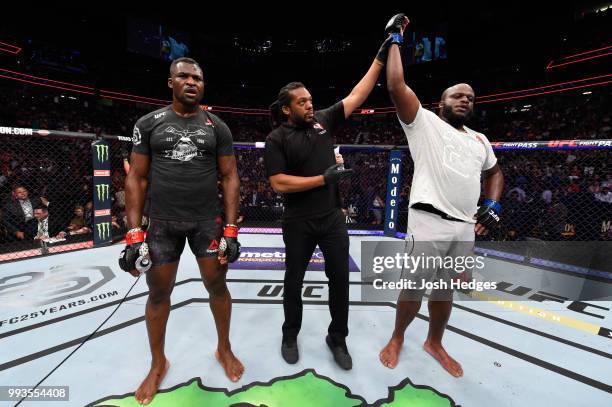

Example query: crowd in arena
[0,82,610,253]
[2,83,610,145]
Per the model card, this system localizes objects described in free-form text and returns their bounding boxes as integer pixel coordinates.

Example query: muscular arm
[483,164,504,201]
[342,59,384,118]
[268,173,324,194]
[125,152,149,229]
[386,44,420,125]
[218,155,240,225]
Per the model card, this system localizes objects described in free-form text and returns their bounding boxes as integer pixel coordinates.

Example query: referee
[264,33,394,368]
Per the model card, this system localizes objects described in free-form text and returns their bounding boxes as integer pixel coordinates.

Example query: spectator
[506,185,526,202]
[371,194,385,225]
[545,194,569,238]
[541,187,553,205]
[3,185,45,240]
[66,205,91,235]
[595,187,612,203]
[30,205,65,240]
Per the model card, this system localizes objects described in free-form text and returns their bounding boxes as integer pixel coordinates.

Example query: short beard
[290,114,309,127]
[442,104,471,129]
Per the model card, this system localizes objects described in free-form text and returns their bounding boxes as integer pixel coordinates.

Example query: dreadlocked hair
[269,82,305,129]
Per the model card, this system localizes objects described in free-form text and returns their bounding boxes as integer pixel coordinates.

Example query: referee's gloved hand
[475,199,501,236]
[219,224,241,264]
[323,164,353,185]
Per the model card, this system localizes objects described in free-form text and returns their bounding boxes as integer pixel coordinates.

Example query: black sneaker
[326,335,352,370]
[281,337,299,364]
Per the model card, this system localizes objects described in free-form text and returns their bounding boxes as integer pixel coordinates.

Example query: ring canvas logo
[0,265,115,307]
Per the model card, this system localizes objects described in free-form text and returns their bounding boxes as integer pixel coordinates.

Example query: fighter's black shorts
[145,217,223,265]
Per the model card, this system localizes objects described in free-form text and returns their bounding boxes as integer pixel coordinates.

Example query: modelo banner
[384,150,403,237]
[92,140,112,246]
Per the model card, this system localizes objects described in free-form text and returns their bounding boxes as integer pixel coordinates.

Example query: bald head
[440,83,474,102]
[439,83,475,130]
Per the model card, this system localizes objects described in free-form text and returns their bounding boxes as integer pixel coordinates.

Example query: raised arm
[341,59,384,118]
[386,43,421,125]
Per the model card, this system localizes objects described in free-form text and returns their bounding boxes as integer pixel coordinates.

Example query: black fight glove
[376,13,409,64]
[323,164,353,185]
[475,199,501,231]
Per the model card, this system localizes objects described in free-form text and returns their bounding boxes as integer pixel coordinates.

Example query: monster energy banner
[92,141,112,246]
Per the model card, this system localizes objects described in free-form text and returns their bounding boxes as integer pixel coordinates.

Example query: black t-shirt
[264,101,345,220]
[132,106,234,221]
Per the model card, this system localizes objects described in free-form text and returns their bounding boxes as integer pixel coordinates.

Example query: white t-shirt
[399,105,497,223]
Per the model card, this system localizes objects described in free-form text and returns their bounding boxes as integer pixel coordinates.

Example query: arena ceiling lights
[0,67,610,115]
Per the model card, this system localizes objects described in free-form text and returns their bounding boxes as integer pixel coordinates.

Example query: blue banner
[384,150,403,237]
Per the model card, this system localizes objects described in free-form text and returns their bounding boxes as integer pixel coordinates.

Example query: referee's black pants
[281,209,350,345]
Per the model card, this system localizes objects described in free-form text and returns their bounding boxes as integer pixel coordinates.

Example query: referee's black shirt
[264,101,346,221]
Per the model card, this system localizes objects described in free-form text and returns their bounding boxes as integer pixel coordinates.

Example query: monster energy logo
[96,222,111,240]
[95,144,109,162]
[96,184,110,202]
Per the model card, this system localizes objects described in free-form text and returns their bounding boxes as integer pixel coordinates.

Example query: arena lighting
[0,67,95,91]
[100,89,169,104]
[546,45,612,69]
[0,67,610,113]
[0,74,96,96]
[0,46,19,55]
[476,73,612,99]
[0,41,21,55]
[100,94,166,107]
[476,80,612,104]
[202,109,270,116]
[381,73,612,111]
[100,89,269,113]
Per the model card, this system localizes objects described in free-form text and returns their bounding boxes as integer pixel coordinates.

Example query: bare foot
[423,340,463,377]
[215,349,244,382]
[135,359,170,405]
[379,337,403,369]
